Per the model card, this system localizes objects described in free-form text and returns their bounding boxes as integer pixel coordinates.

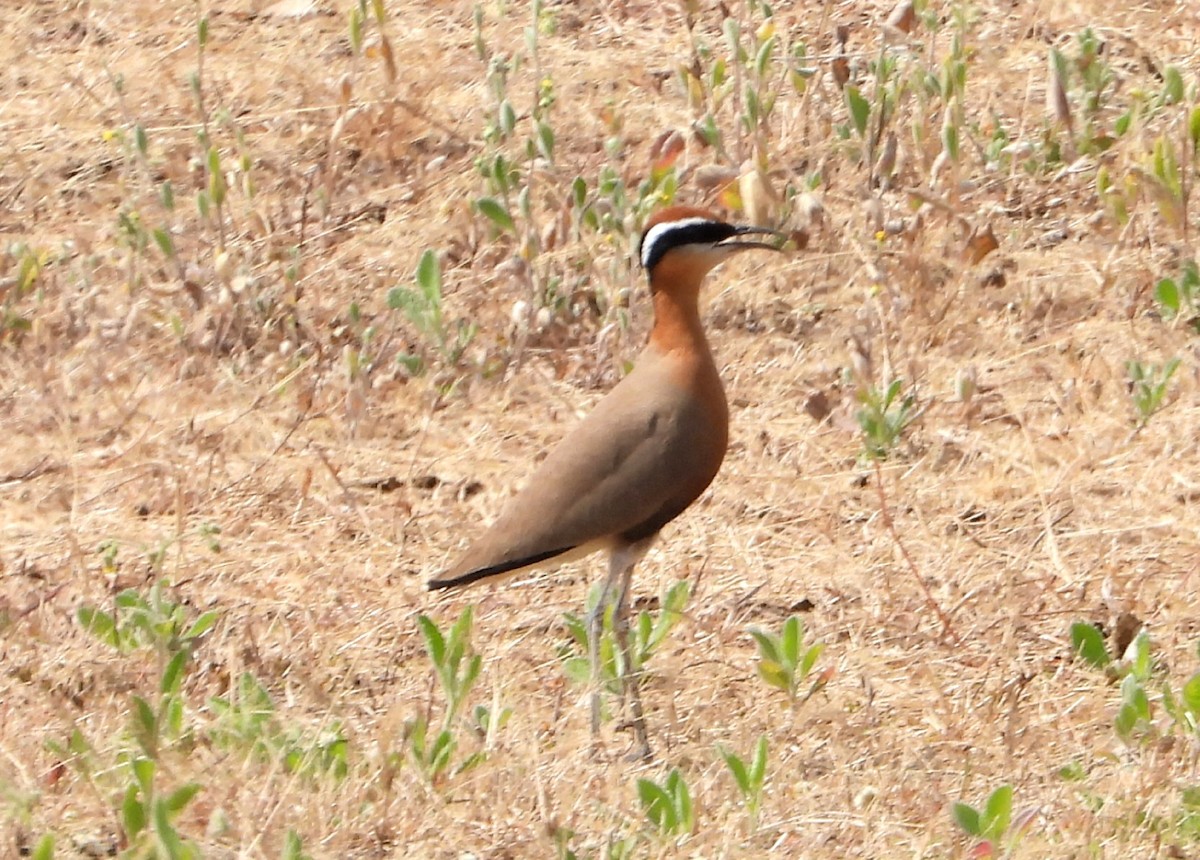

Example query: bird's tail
[427,546,572,590]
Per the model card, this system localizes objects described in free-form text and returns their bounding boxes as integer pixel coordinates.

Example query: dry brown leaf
[831,55,850,89]
[739,166,777,225]
[964,222,999,264]
[649,130,686,174]
[693,164,739,191]
[1047,49,1073,133]
[885,0,915,34]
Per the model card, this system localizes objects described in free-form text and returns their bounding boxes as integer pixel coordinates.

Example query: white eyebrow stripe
[640,217,710,269]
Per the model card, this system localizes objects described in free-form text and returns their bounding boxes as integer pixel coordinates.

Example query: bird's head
[638,206,784,291]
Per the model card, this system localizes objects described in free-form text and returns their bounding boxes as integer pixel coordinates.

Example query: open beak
[718,224,787,253]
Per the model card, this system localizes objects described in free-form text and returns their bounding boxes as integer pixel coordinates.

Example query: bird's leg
[588,556,624,736]
[612,555,651,760]
[586,581,607,736]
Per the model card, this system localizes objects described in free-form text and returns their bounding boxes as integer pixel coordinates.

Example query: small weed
[418,607,483,726]
[717,734,768,829]
[1071,622,1200,745]
[856,379,916,460]
[637,768,694,838]
[952,784,1033,857]
[115,757,203,860]
[561,580,690,722]
[208,673,349,779]
[47,582,224,858]
[1126,358,1180,426]
[282,829,314,860]
[748,615,827,706]
[1154,259,1200,332]
[77,579,219,664]
[404,608,497,783]
[387,249,476,376]
[0,242,49,342]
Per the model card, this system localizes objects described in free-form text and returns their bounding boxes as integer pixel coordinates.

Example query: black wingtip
[427,546,574,591]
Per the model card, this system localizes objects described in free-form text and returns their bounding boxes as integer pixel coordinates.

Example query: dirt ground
[2,0,1200,857]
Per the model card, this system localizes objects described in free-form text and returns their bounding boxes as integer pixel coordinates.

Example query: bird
[428,205,784,757]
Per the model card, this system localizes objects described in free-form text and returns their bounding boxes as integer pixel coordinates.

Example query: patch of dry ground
[2,0,1200,856]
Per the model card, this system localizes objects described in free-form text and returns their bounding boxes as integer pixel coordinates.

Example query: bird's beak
[718,224,787,253]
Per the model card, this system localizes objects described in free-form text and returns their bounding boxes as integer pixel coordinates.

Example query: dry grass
[3,0,1200,857]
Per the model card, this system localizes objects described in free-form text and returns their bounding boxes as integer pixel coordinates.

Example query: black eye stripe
[639,219,737,270]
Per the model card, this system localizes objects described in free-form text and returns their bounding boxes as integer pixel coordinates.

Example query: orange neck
[646,257,709,355]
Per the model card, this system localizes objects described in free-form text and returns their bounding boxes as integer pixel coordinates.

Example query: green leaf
[132,697,157,740]
[417,615,445,667]
[427,729,455,776]
[462,653,483,696]
[749,629,782,665]
[77,607,119,649]
[637,779,674,831]
[151,228,175,258]
[1058,760,1086,781]
[941,119,959,162]
[165,782,201,813]
[750,734,768,784]
[1069,622,1110,669]
[387,285,420,315]
[781,616,800,666]
[448,604,474,650]
[206,147,226,207]
[163,695,183,737]
[755,36,775,79]
[184,610,219,641]
[1156,278,1181,317]
[1130,629,1152,679]
[122,784,147,838]
[151,796,185,854]
[30,834,54,860]
[1182,672,1200,718]
[67,728,91,757]
[570,175,587,209]
[756,660,790,692]
[663,580,689,614]
[475,197,515,234]
[845,86,870,138]
[536,120,555,162]
[348,6,363,53]
[131,756,156,796]
[1191,108,1200,155]
[497,100,516,137]
[636,611,654,656]
[562,656,590,685]
[952,801,982,836]
[982,785,1012,841]
[282,829,305,860]
[719,746,751,794]
[161,650,188,695]
[670,770,693,833]
[1183,260,1200,293]
[1161,65,1184,105]
[1114,701,1137,739]
[415,249,442,303]
[800,642,825,679]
